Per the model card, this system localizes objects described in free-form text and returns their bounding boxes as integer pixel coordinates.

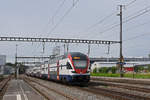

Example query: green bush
[98,67,110,73]
[111,67,117,74]
[91,73,150,79]
[93,67,97,73]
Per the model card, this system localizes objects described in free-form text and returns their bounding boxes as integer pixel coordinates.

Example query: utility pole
[15,44,18,79]
[118,5,124,77]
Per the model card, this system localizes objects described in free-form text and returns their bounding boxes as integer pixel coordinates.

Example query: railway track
[91,77,150,85]
[89,80,150,93]
[0,76,11,100]
[77,86,150,100]
[23,77,78,100]
[24,76,150,100]
[74,80,150,100]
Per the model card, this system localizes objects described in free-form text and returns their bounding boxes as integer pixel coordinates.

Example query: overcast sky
[0,0,150,62]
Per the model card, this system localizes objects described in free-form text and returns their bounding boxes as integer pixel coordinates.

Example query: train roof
[69,52,86,56]
[64,52,87,58]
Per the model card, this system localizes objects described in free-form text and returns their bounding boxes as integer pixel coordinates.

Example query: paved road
[3,79,44,100]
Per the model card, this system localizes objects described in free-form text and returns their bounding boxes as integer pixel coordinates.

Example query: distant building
[91,62,137,72]
[0,55,6,75]
[4,65,15,75]
[90,57,150,72]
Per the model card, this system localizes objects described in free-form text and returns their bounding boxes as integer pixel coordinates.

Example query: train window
[66,62,72,69]
[73,60,87,69]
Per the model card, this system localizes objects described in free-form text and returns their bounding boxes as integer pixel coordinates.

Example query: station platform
[3,79,44,100]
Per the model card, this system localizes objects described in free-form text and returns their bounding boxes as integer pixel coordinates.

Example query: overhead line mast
[118,5,124,77]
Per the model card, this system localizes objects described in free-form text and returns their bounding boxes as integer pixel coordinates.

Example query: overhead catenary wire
[98,5,150,35]
[124,20,150,32]
[98,5,150,39]
[81,0,137,36]
[48,0,80,34]
[42,0,66,33]
[122,32,150,54]
[89,0,137,37]
[49,0,66,26]
[126,0,137,7]
[123,32,150,42]
[124,7,150,23]
[102,19,150,39]
[125,5,150,19]
[33,0,67,56]
[82,11,116,32]
[37,0,68,56]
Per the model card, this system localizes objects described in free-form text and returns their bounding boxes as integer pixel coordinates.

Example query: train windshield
[73,60,87,69]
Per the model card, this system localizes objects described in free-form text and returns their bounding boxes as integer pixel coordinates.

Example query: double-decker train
[26,52,91,84]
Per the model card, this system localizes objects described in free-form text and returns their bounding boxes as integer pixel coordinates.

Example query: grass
[91,73,150,79]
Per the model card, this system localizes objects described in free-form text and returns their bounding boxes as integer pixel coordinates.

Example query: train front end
[68,52,90,84]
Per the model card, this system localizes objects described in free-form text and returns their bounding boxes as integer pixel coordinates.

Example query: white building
[91,62,137,71]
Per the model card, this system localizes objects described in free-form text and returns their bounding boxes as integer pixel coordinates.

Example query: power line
[42,0,66,33]
[123,7,150,23]
[35,0,67,55]
[101,20,150,40]
[83,11,116,32]
[124,20,150,32]
[102,19,150,39]
[123,32,150,42]
[48,0,80,34]
[98,5,150,35]
[126,0,137,7]
[50,0,66,26]
[124,5,150,20]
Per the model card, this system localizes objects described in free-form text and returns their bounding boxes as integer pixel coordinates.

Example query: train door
[57,61,59,80]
